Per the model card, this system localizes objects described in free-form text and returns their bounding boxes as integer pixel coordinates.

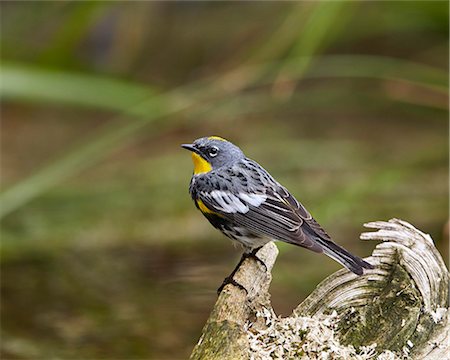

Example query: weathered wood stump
[190,219,449,360]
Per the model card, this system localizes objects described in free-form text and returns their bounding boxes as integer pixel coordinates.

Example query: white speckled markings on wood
[189,219,449,360]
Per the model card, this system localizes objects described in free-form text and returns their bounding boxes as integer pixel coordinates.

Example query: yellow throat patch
[192,152,212,174]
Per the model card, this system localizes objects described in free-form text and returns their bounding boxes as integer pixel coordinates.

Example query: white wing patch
[203,190,267,214]
[210,190,247,213]
[238,193,267,207]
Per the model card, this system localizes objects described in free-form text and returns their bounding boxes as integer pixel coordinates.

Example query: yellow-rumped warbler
[182,136,373,276]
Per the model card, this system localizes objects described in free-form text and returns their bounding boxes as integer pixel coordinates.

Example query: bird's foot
[217,276,247,294]
[243,247,268,271]
[217,247,267,295]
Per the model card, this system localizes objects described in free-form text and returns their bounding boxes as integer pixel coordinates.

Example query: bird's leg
[217,254,247,294]
[244,246,268,271]
[217,247,267,294]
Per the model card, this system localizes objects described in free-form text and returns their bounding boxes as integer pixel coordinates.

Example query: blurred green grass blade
[0,121,140,219]
[281,1,349,75]
[0,67,188,219]
[0,55,447,218]
[242,1,350,87]
[0,109,166,220]
[0,95,189,219]
[305,55,448,91]
[0,63,158,113]
[39,2,109,65]
[288,1,350,56]
[215,54,448,97]
[246,3,310,63]
[2,55,446,113]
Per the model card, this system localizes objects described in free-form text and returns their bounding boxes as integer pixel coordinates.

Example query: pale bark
[190,219,449,360]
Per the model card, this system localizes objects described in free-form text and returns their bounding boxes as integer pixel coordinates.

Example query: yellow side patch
[192,152,212,174]
[196,199,218,215]
[208,136,227,141]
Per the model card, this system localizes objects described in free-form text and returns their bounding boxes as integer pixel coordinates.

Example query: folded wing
[198,175,325,253]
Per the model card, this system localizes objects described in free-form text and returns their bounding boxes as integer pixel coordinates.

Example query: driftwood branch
[190,219,449,360]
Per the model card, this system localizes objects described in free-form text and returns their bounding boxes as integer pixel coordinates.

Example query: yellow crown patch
[208,136,227,142]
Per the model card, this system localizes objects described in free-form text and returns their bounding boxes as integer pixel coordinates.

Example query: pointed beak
[181,143,197,152]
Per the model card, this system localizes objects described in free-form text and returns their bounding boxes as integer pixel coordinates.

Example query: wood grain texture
[190,219,449,360]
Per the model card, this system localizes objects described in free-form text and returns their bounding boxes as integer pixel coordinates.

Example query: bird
[181,136,373,280]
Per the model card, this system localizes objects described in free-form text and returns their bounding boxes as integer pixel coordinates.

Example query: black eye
[209,146,219,157]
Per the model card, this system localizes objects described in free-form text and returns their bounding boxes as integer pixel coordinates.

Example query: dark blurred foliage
[1,2,448,359]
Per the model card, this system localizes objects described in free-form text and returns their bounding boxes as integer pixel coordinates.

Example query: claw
[217,247,267,295]
[244,247,267,271]
[217,277,247,294]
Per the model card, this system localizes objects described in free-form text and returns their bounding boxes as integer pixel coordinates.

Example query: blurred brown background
[1,2,448,359]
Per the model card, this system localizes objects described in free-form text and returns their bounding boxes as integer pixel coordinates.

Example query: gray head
[181,136,245,174]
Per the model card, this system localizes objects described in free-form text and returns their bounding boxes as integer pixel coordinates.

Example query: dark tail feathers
[316,238,373,275]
